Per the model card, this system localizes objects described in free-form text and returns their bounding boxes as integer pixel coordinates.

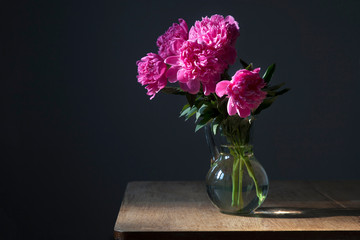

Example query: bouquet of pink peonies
[136,15,289,214]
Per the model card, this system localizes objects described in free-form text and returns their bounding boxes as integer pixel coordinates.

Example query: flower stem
[231,148,245,209]
[243,157,265,205]
[231,155,239,207]
[238,157,244,209]
[224,116,262,210]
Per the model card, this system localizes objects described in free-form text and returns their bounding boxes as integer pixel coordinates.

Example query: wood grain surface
[114,181,360,240]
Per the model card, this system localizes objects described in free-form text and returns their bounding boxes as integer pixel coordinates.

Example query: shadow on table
[251,207,360,218]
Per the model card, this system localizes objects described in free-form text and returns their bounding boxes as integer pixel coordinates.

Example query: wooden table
[114,181,360,240]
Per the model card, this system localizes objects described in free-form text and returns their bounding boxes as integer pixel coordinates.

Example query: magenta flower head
[189,14,239,66]
[157,18,188,59]
[215,68,267,118]
[165,41,223,95]
[136,53,168,99]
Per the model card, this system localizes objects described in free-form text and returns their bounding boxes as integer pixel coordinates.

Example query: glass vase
[205,116,269,215]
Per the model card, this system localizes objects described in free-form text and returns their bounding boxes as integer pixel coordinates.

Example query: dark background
[1,0,359,239]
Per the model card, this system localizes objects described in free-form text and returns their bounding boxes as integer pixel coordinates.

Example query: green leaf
[217,98,228,115]
[221,68,231,80]
[161,86,186,95]
[196,111,201,122]
[196,104,207,121]
[195,123,207,132]
[253,97,278,115]
[263,64,276,84]
[239,59,253,70]
[214,114,225,124]
[195,114,213,132]
[199,114,212,125]
[185,106,198,121]
[194,99,205,109]
[245,63,254,70]
[239,59,249,69]
[181,103,190,112]
[274,88,290,96]
[265,91,276,97]
[266,87,290,97]
[212,122,219,135]
[265,82,285,91]
[179,105,191,117]
[186,93,197,107]
[212,115,225,135]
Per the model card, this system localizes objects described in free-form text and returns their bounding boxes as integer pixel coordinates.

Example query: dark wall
[1,0,359,239]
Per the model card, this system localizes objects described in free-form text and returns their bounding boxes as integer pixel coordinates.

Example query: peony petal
[157,75,168,89]
[237,107,251,118]
[164,56,180,65]
[166,66,179,83]
[157,19,189,59]
[225,15,238,28]
[223,46,237,65]
[253,68,261,74]
[179,82,190,92]
[171,39,185,54]
[177,69,189,83]
[203,81,216,96]
[215,80,231,97]
[178,18,188,33]
[186,79,200,94]
[227,97,237,116]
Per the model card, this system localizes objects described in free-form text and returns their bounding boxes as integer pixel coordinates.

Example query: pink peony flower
[157,19,188,59]
[223,15,240,47]
[216,68,267,118]
[165,41,223,95]
[137,53,168,99]
[189,14,239,66]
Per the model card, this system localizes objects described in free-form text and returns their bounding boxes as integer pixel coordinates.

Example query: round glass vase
[205,116,269,215]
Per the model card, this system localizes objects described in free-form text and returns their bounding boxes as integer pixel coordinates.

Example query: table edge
[114,230,360,240]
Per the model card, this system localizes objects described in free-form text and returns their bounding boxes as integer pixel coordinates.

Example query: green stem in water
[243,156,265,205]
[231,146,245,209]
[224,116,263,210]
[231,154,239,207]
[238,157,245,209]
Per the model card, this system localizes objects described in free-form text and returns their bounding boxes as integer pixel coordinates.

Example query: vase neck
[205,116,254,163]
[221,116,253,145]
